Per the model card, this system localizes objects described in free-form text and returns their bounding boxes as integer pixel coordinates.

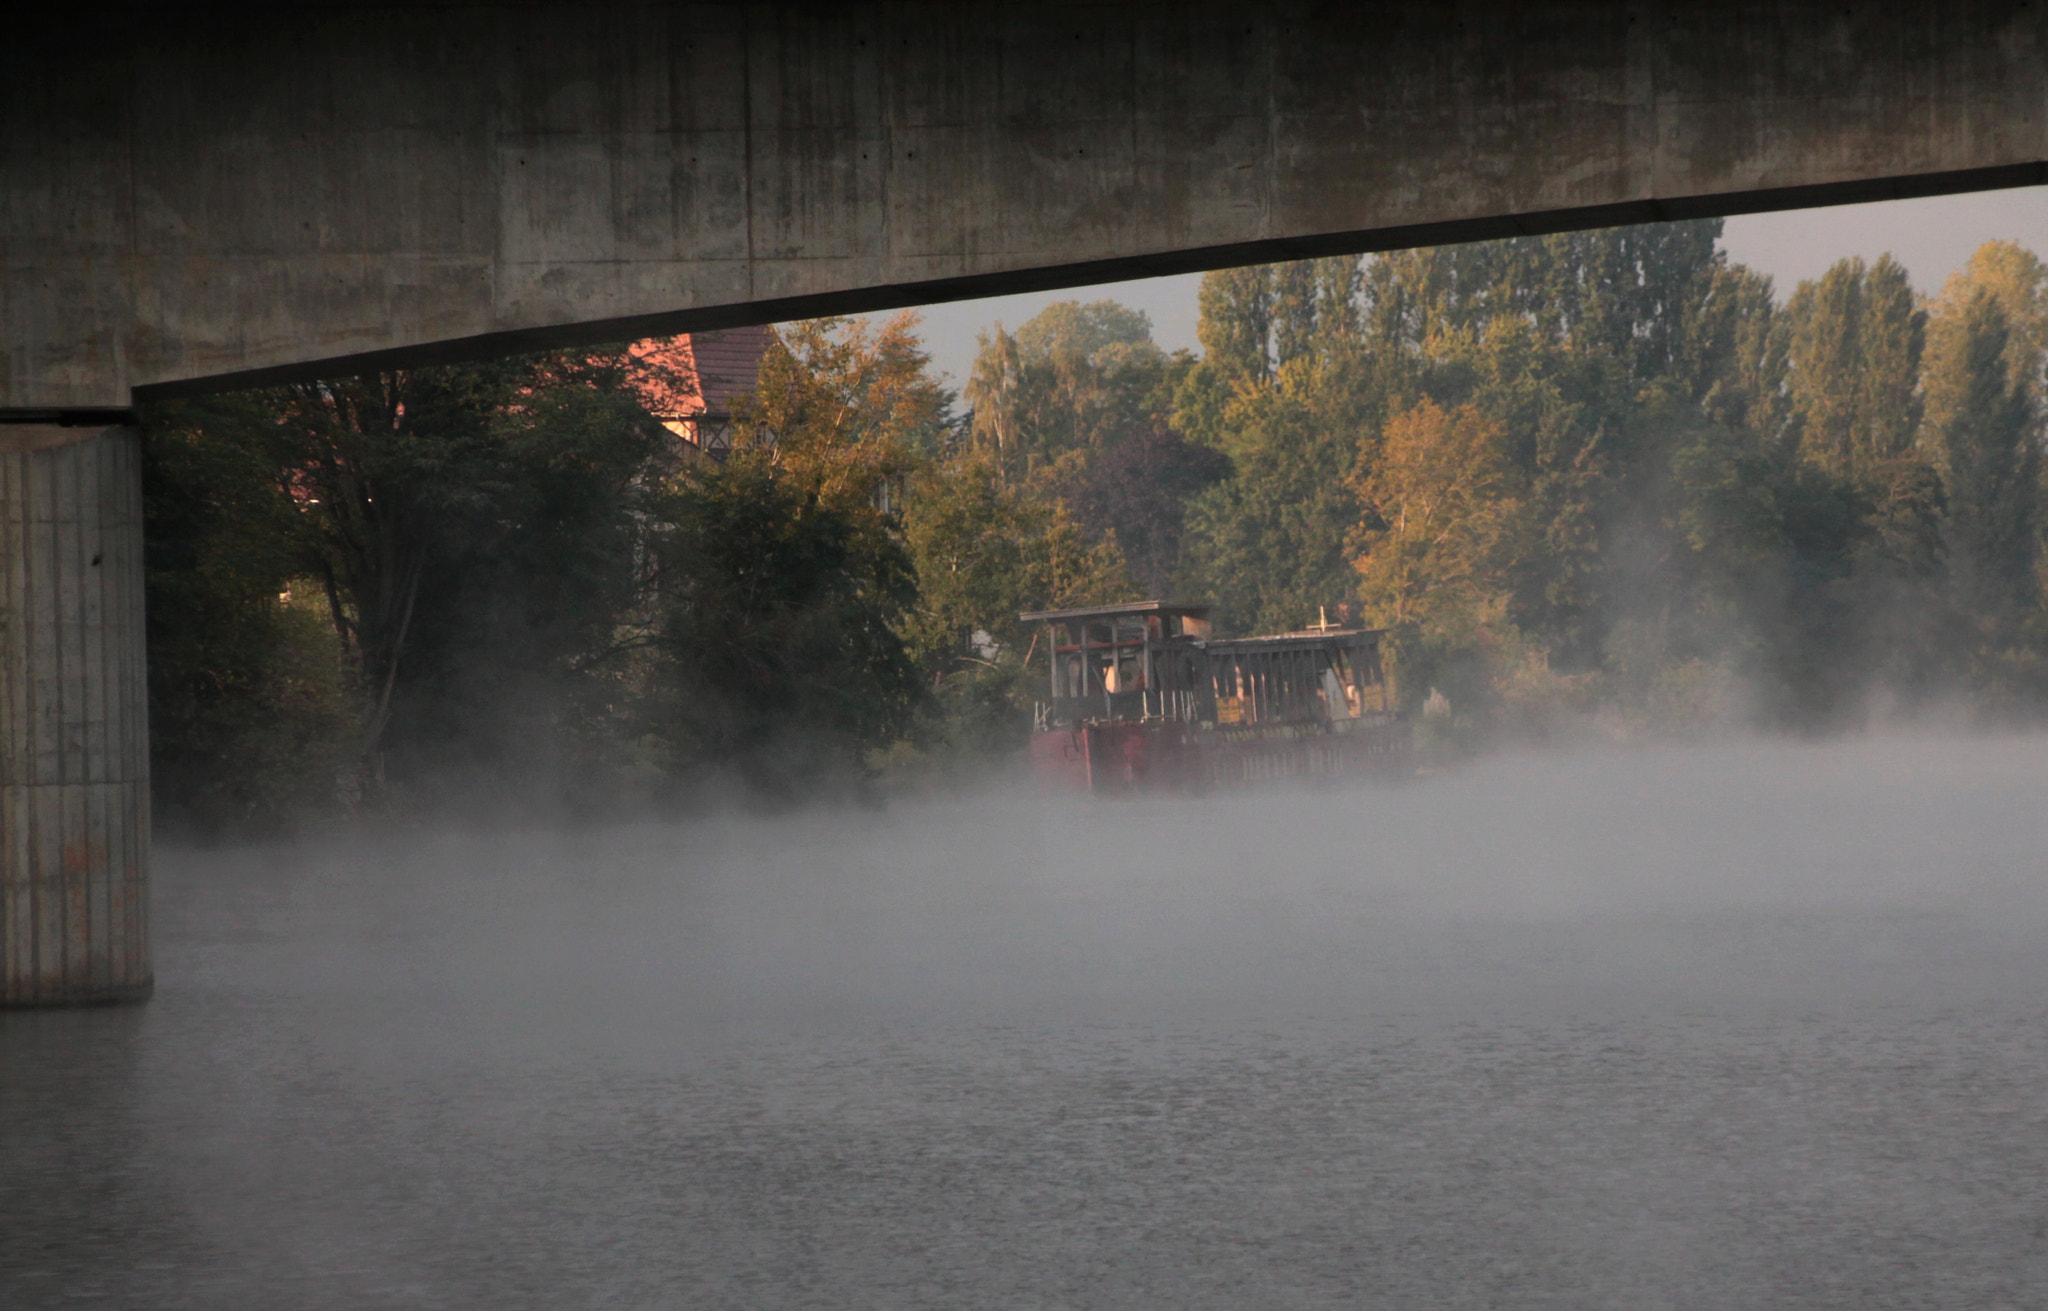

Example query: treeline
[145,314,1136,834]
[146,221,2048,833]
[962,225,2048,743]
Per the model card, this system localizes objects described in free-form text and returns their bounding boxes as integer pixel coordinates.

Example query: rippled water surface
[6,738,2048,1308]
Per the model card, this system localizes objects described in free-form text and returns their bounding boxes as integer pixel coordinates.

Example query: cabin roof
[1203,628,1385,654]
[1019,600,1212,623]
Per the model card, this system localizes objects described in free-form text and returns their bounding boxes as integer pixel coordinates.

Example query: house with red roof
[627,325,775,460]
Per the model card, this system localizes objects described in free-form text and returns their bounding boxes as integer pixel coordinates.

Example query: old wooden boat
[1020,601,1411,794]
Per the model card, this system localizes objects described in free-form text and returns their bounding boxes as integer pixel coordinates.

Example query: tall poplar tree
[1929,240,2048,397]
[1924,288,2040,637]
[1179,260,1380,634]
[1784,255,1925,480]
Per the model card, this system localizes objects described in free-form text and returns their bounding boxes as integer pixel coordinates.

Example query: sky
[894,185,2048,392]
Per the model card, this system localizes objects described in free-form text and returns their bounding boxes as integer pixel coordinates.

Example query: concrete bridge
[5,1,2045,1002]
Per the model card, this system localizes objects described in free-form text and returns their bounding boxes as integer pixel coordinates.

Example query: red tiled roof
[626,326,775,419]
[690,326,775,414]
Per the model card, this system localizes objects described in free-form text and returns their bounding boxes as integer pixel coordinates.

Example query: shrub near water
[144,405,360,836]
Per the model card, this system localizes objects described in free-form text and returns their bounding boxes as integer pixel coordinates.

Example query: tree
[1924,287,2040,642]
[644,453,922,796]
[738,313,949,513]
[141,395,357,836]
[143,348,677,819]
[1347,393,1541,723]
[899,456,1129,668]
[1196,268,1275,385]
[1356,220,1725,383]
[1053,419,1229,597]
[1928,240,2048,397]
[1177,348,1377,635]
[964,299,1172,485]
[1351,398,1521,631]
[1013,299,1155,363]
[1783,255,1925,480]
[957,299,1198,614]
[897,455,1131,760]
[265,355,668,804]
[654,313,997,786]
[1176,260,1386,634]
[1922,242,2048,697]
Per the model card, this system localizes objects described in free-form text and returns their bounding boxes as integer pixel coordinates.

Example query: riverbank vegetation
[144,223,2048,834]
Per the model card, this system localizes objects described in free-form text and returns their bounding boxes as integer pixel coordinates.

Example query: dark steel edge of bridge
[0,410,140,426]
[8,160,2039,415]
[0,978,154,1009]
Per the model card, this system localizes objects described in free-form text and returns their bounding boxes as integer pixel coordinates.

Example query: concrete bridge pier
[1,426,152,1005]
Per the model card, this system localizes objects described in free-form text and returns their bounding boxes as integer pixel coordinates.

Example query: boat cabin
[1019,601,1391,732]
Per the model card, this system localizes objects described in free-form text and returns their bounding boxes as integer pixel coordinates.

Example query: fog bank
[9,734,2048,1310]
[156,733,2048,1034]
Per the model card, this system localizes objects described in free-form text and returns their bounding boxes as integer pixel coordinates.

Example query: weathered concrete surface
[0,427,152,1005]
[4,1,2045,411]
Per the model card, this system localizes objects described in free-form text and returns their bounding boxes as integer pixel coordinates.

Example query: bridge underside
[3,0,2046,1002]
[107,160,2048,407]
[5,1,2046,414]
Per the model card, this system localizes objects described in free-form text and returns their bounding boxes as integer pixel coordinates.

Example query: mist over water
[8,736,2048,1308]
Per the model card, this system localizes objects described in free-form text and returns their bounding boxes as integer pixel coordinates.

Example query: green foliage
[896,455,1132,766]
[1783,255,1925,479]
[1178,349,1377,635]
[964,299,1180,482]
[1171,259,1395,633]
[641,453,923,796]
[1929,241,2048,397]
[1197,268,1276,384]
[955,297,1203,618]
[146,319,964,821]
[1012,300,1155,363]
[1053,421,1229,597]
[1359,222,1724,382]
[741,313,949,483]
[142,398,359,836]
[1168,228,2048,738]
[145,227,2048,817]
[1926,291,2040,650]
[246,354,670,810]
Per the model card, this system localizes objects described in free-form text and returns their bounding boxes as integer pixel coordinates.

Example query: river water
[5,737,2048,1308]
